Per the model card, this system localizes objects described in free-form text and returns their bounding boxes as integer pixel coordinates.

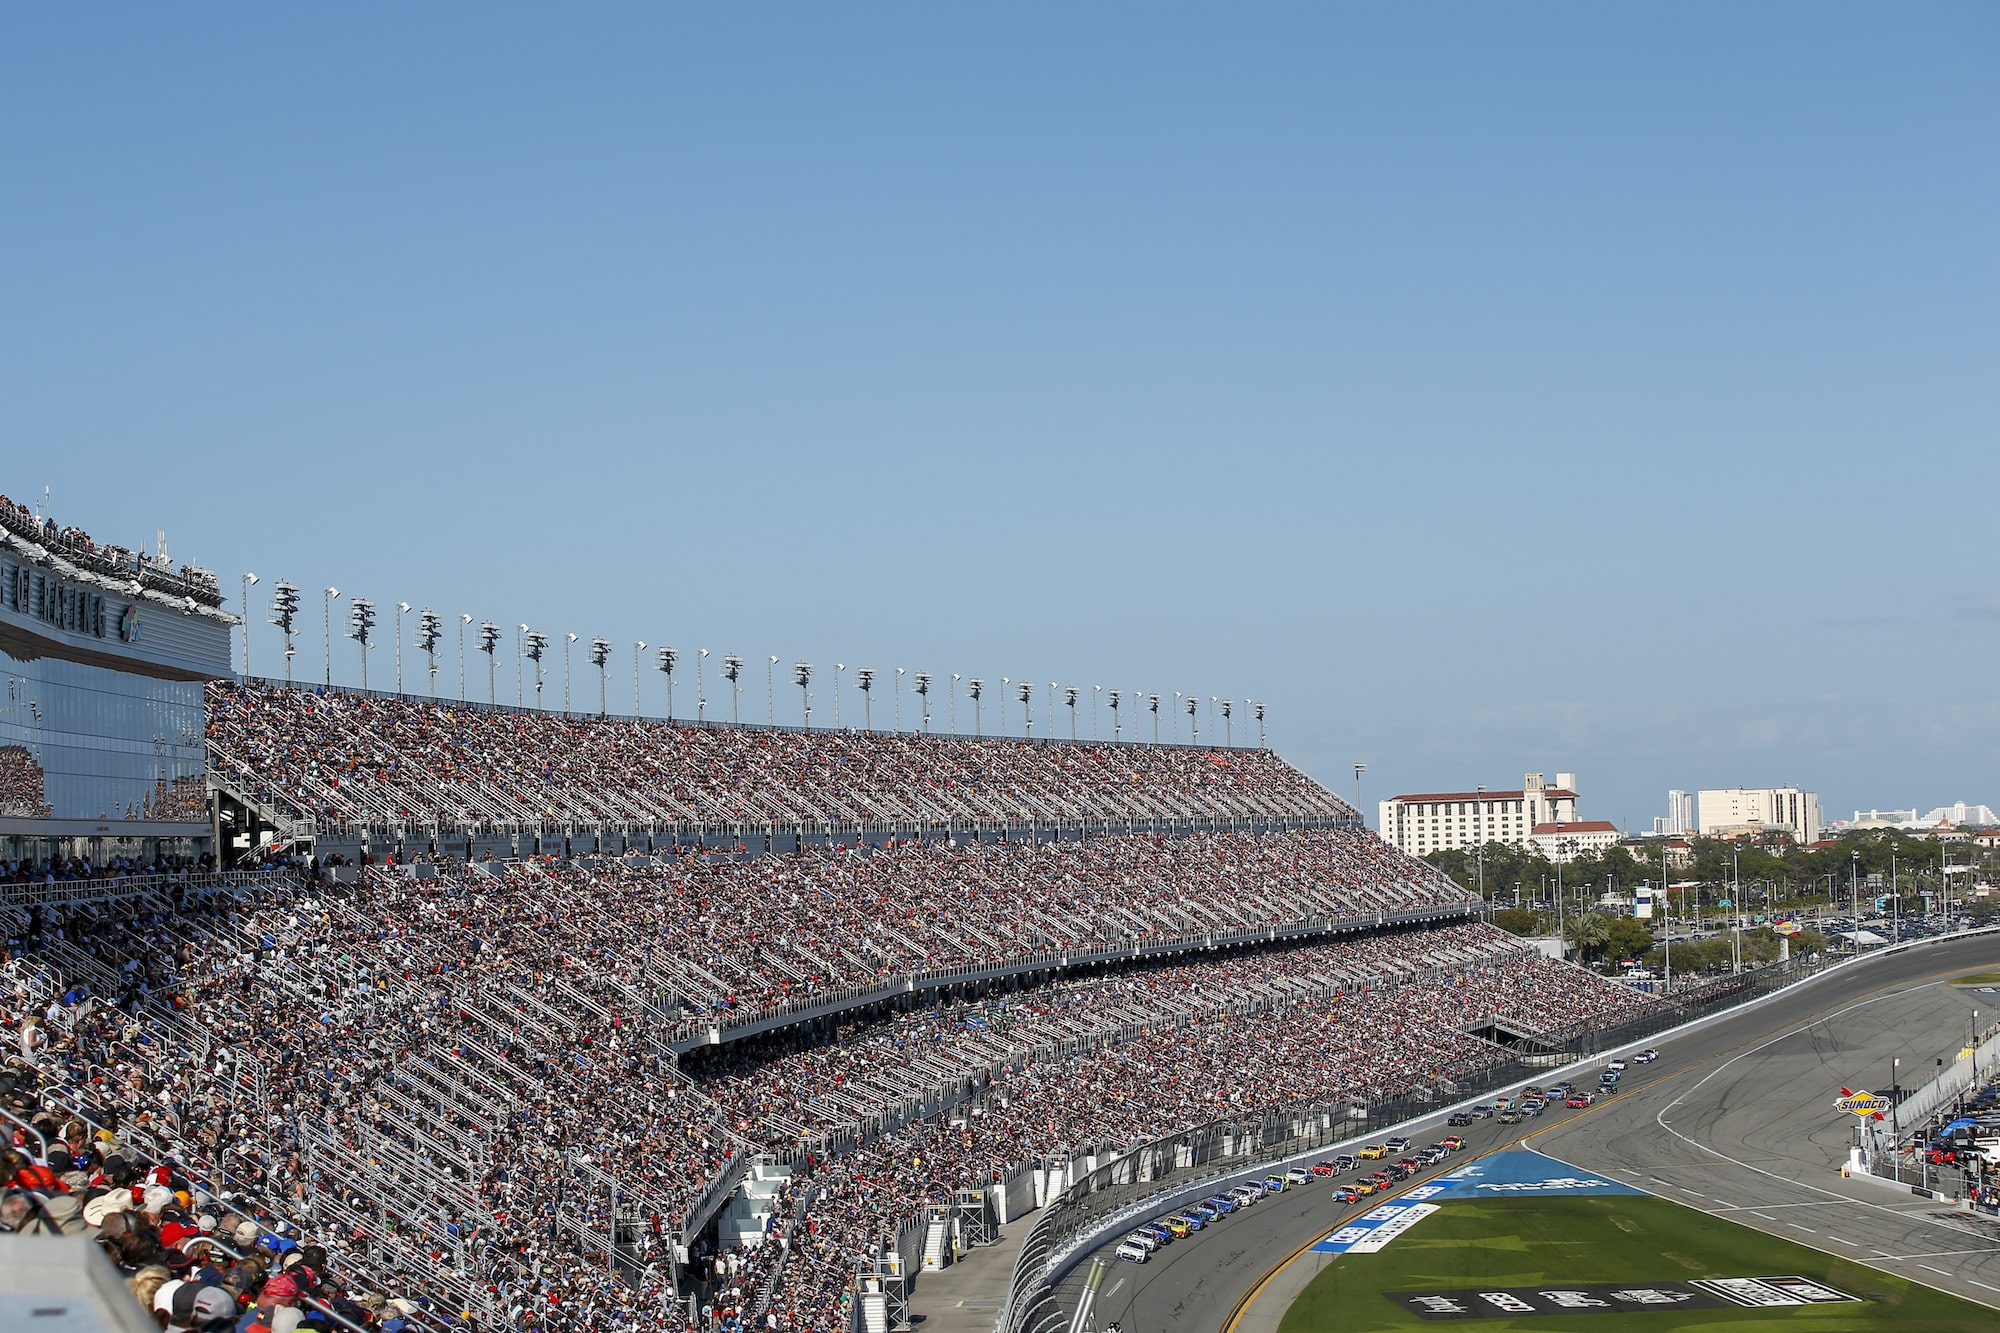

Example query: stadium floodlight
[1064,685,1079,740]
[950,673,960,735]
[458,614,473,700]
[767,656,779,726]
[913,672,932,732]
[1001,677,1011,735]
[1255,699,1266,748]
[239,573,259,677]
[656,646,678,721]
[523,629,550,704]
[1106,688,1120,740]
[563,632,579,715]
[1016,680,1032,737]
[793,661,813,727]
[697,648,709,722]
[855,668,875,732]
[894,667,906,732]
[1147,693,1161,745]
[722,654,744,725]
[633,641,646,716]
[269,581,301,683]
[590,637,612,716]
[515,624,529,704]
[322,587,341,687]
[1219,697,1232,747]
[417,610,443,697]
[1185,694,1198,745]
[967,677,984,737]
[475,620,500,703]
[346,598,376,690]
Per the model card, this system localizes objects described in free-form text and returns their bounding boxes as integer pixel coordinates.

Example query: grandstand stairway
[719,1158,794,1249]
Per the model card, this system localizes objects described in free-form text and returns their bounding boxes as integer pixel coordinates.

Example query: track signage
[1387,1276,1861,1319]
[1833,1087,1889,1119]
[1310,1202,1438,1253]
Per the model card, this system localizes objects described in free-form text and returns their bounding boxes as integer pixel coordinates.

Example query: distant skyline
[3,5,1995,831]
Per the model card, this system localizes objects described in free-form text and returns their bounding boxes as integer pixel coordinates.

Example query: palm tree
[1564,910,1611,960]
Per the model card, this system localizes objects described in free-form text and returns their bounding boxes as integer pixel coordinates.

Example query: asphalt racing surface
[1055,933,2000,1332]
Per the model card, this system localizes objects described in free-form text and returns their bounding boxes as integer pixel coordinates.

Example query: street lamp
[723,654,744,724]
[395,601,412,694]
[458,614,473,700]
[563,632,578,714]
[416,610,442,697]
[239,573,258,677]
[346,598,376,689]
[856,667,875,731]
[269,581,300,684]
[793,661,813,726]
[322,587,340,686]
[657,646,678,721]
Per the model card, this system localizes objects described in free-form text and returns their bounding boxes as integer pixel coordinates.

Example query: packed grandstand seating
[205,679,1350,829]
[0,682,1663,1332]
[0,836,1652,1331]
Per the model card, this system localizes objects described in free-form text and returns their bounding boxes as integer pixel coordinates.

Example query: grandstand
[0,513,1655,1333]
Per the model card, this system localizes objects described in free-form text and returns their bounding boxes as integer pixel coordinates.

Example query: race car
[1358,1144,1389,1160]
[1441,1136,1464,1151]
[1565,1094,1592,1108]
[1634,1049,1660,1064]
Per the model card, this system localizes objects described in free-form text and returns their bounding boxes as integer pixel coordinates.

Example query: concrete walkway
[905,1217,1033,1333]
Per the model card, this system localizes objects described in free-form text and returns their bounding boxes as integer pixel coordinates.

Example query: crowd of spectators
[0,743,51,819]
[0,841,1649,1331]
[0,491,223,604]
[205,680,1351,831]
[0,850,216,886]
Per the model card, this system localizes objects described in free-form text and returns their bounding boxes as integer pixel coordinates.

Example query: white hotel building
[1379,772,1581,858]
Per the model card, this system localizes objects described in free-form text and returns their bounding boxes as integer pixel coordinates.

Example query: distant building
[1532,821,1620,863]
[1379,772,1579,857]
[1697,786,1823,846]
[1623,836,1692,869]
[1651,789,1694,837]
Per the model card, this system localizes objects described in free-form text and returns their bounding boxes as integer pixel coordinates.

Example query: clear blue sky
[4,6,1995,829]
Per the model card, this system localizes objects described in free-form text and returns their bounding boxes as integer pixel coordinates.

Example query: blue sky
[4,6,1996,829]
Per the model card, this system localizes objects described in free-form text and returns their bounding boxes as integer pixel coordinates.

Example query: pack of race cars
[1113,1050,1657,1262]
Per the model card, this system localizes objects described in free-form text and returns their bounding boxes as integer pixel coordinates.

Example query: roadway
[1048,932,2000,1332]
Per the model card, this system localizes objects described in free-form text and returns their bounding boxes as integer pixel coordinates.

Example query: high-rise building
[1651,790,1694,837]
[1697,786,1823,846]
[1379,772,1579,857]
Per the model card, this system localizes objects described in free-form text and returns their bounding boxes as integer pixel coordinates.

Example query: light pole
[590,638,612,715]
[1017,680,1032,737]
[1171,691,1182,743]
[1092,685,1102,741]
[834,663,845,728]
[856,667,875,731]
[1106,688,1120,741]
[1662,843,1673,994]
[478,621,500,703]
[1220,698,1231,747]
[722,653,744,724]
[768,656,779,726]
[458,614,472,700]
[949,674,960,735]
[1065,685,1078,740]
[632,641,646,716]
[417,610,441,697]
[657,646,678,721]
[968,678,984,736]
[322,587,340,686]
[1852,850,1861,952]
[794,661,813,727]
[269,581,299,684]
[347,598,375,689]
[1148,693,1160,743]
[515,624,527,704]
[1255,700,1267,748]
[1207,695,1216,744]
[1184,694,1198,744]
[395,601,412,694]
[239,573,258,676]
[697,648,709,722]
[523,629,549,704]
[563,633,578,714]
[913,672,932,732]
[1353,762,1366,814]
[895,667,906,731]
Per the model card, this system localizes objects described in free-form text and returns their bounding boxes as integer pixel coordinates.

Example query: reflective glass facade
[0,646,206,822]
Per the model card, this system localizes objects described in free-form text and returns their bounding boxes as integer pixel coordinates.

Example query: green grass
[1951,970,2000,986]
[1277,1195,1993,1331]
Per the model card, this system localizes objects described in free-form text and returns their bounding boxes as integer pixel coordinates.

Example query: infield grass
[1951,970,2000,986]
[1277,1194,1993,1331]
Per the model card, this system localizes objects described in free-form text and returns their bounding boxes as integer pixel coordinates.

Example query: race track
[1054,932,2000,1331]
